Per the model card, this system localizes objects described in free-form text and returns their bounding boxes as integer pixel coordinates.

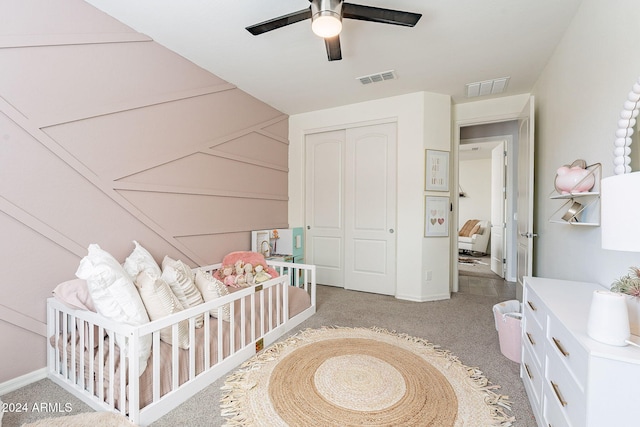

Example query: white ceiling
[84,0,584,115]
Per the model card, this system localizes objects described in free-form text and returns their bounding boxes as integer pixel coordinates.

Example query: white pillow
[194,270,231,322]
[75,244,151,375]
[123,240,162,279]
[161,262,204,328]
[136,270,190,349]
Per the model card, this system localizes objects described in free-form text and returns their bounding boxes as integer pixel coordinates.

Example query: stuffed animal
[253,264,272,284]
[235,274,247,287]
[234,260,244,275]
[221,265,234,278]
[218,264,238,287]
[244,263,254,284]
[223,275,237,287]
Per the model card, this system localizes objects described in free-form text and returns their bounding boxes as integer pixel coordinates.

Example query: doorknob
[389,229,394,233]
[307,226,311,230]
[520,232,538,238]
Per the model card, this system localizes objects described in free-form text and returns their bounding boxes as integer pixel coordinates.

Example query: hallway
[458,274,516,299]
[458,254,516,299]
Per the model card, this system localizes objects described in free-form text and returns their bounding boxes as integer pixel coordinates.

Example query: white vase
[625,295,640,336]
[587,290,630,346]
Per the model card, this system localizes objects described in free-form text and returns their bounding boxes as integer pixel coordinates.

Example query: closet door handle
[527,300,537,311]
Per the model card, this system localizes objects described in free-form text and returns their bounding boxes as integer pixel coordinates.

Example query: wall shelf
[548,163,601,226]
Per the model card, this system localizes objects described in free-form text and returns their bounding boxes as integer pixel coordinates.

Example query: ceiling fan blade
[246,8,312,35]
[342,3,422,27]
[324,35,342,61]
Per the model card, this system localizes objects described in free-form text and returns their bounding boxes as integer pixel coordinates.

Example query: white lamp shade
[601,172,640,252]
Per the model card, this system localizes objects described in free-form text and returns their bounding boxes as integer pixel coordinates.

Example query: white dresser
[522,276,640,427]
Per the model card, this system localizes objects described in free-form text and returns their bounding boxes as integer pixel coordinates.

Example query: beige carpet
[21,411,135,427]
[221,326,514,426]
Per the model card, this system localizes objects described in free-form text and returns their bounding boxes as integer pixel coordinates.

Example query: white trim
[395,292,451,303]
[0,368,47,396]
[300,116,398,137]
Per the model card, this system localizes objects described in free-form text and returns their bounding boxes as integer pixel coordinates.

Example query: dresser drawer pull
[550,381,567,407]
[524,363,533,380]
[527,300,537,311]
[526,332,536,346]
[552,337,570,357]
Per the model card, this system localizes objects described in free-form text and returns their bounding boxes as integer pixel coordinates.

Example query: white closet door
[344,123,397,295]
[305,130,345,287]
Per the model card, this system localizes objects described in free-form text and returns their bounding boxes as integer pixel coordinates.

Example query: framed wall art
[425,196,449,237]
[425,150,449,191]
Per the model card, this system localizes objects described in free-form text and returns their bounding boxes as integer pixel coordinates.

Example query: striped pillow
[194,270,231,322]
[161,258,205,328]
[136,271,190,349]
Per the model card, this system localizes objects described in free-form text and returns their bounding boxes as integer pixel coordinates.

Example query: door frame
[458,135,516,281]
[452,114,525,292]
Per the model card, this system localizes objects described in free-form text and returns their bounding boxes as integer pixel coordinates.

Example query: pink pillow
[52,279,103,350]
[52,279,97,312]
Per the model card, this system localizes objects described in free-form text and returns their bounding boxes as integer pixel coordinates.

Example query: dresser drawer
[522,344,543,411]
[524,286,547,331]
[545,349,586,427]
[543,380,572,427]
[523,314,545,368]
[547,312,588,389]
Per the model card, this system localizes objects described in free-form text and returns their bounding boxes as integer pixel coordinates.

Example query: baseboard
[395,292,451,302]
[0,368,47,396]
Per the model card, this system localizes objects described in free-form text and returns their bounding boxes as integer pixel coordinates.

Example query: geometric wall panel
[0,0,289,383]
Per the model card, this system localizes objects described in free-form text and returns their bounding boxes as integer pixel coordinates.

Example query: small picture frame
[425,150,449,191]
[425,196,449,237]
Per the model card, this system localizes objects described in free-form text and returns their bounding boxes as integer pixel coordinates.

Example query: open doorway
[458,122,518,283]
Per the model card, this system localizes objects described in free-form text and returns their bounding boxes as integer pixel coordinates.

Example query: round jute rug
[221,327,514,426]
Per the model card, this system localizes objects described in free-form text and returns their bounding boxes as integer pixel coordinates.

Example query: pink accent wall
[0,0,289,383]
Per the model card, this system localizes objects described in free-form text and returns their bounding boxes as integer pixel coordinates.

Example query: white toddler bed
[47,259,316,426]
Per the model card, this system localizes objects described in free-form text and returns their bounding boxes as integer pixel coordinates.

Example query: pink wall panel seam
[112,182,288,201]
[0,32,152,49]
[1,98,207,266]
[207,114,288,149]
[255,128,289,145]
[0,304,46,337]
[113,113,288,182]
[0,196,86,257]
[198,150,288,173]
[37,82,237,129]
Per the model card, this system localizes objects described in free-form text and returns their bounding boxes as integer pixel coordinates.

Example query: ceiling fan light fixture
[311,0,343,38]
[312,13,342,37]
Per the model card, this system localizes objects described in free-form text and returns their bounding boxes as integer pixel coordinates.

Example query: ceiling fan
[245,0,422,61]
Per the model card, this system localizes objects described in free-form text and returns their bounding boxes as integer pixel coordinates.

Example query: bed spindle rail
[46,260,316,426]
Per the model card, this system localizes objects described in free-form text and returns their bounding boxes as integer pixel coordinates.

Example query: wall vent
[357,70,397,85]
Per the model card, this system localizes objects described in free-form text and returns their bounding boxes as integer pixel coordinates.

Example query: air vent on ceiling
[357,70,397,85]
[465,77,510,98]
